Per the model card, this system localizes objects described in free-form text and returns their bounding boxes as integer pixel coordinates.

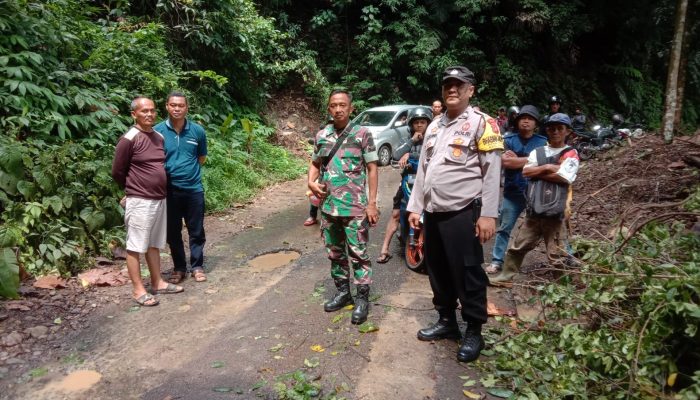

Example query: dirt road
[3,168,513,400]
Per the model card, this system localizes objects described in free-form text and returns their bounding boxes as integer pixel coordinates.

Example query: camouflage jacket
[312,123,378,217]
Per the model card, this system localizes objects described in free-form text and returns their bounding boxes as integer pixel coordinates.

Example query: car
[350,105,433,166]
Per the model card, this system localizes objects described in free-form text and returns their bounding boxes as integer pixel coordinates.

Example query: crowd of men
[112,65,579,364]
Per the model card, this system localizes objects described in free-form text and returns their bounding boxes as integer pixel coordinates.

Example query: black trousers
[424,206,488,324]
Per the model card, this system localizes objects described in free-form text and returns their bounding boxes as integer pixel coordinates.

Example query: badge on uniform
[431,126,438,133]
[452,138,464,157]
[461,122,470,131]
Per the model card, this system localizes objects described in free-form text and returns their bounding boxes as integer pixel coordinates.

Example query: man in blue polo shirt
[155,92,208,284]
[485,105,547,275]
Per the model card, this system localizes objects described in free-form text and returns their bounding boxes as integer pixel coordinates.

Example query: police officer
[407,66,503,363]
[308,89,379,325]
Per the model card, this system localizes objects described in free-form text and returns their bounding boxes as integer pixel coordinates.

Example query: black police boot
[417,311,460,341]
[324,279,353,312]
[457,322,485,363]
[351,284,370,324]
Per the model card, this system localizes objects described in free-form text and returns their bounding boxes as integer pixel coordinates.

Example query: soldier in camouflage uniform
[308,89,379,325]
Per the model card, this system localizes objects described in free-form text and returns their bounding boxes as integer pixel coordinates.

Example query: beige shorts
[124,197,167,253]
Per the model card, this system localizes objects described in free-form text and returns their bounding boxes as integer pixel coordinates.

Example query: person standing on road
[308,89,379,325]
[431,99,443,120]
[407,66,503,363]
[490,113,579,285]
[154,92,208,284]
[485,105,547,275]
[376,107,430,264]
[112,96,184,307]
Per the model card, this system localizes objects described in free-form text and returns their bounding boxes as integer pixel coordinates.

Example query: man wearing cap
[490,113,579,285]
[407,66,503,363]
[485,105,548,275]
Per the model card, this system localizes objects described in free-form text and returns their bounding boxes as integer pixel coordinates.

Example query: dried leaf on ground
[78,268,129,287]
[310,344,325,352]
[487,301,516,316]
[463,389,483,399]
[33,276,66,289]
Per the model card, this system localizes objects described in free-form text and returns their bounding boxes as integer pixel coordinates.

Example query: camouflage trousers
[321,213,372,285]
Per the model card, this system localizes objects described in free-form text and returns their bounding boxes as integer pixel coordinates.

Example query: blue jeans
[491,192,527,266]
[167,189,206,272]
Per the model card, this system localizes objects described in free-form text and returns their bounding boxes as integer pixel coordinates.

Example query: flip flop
[168,271,186,284]
[303,217,318,226]
[192,269,207,282]
[376,253,393,264]
[150,282,184,295]
[134,293,159,307]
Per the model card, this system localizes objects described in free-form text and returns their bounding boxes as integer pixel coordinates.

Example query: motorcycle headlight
[592,124,601,131]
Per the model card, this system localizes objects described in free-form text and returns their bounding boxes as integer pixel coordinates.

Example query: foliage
[272,368,348,400]
[0,0,306,289]
[263,0,700,127]
[481,192,700,398]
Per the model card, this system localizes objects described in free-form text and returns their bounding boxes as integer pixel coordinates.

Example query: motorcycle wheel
[404,226,426,273]
[576,142,595,161]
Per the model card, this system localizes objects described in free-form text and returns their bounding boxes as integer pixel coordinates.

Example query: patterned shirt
[407,106,504,218]
[312,124,378,217]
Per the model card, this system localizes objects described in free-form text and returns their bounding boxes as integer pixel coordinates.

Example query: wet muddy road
[4,168,519,400]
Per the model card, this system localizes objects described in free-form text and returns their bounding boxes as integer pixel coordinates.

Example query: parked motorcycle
[390,155,425,273]
[571,114,642,160]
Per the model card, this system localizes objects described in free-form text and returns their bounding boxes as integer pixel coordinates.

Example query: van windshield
[355,111,396,127]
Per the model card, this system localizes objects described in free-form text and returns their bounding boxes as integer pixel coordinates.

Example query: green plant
[481,193,700,398]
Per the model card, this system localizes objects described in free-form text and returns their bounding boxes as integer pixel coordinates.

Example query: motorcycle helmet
[507,105,520,119]
[612,114,625,125]
[549,96,562,106]
[407,108,432,134]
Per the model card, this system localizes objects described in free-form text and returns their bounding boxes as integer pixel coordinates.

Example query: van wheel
[377,145,391,166]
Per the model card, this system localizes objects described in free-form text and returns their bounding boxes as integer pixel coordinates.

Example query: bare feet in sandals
[133,292,159,307]
[192,269,207,282]
[484,263,502,274]
[169,270,185,284]
[376,253,393,264]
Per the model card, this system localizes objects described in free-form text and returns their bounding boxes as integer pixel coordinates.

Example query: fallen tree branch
[575,177,628,212]
[614,212,700,254]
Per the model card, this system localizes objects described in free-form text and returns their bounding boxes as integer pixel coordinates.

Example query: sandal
[169,271,186,284]
[134,293,159,307]
[192,269,207,282]
[303,217,318,226]
[150,282,184,295]
[376,253,393,264]
[484,263,502,275]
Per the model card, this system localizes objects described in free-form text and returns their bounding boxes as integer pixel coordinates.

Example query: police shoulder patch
[477,116,504,152]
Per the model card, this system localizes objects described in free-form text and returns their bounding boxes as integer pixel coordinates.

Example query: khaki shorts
[124,197,167,253]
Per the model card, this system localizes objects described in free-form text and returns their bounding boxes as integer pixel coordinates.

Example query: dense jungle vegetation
[0,0,698,397]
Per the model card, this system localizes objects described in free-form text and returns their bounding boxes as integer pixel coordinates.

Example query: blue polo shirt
[154,119,207,193]
[503,132,548,196]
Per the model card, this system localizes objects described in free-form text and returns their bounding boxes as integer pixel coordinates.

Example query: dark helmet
[549,95,562,106]
[408,107,432,133]
[612,114,624,125]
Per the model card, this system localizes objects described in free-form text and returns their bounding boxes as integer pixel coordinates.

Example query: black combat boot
[457,322,485,363]
[324,279,353,312]
[417,310,460,341]
[351,284,370,324]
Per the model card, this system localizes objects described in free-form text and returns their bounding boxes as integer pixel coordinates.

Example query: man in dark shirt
[112,97,184,307]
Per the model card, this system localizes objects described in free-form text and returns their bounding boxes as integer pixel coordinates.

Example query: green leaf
[0,248,20,299]
[211,361,225,368]
[43,195,63,214]
[16,180,37,200]
[0,170,19,195]
[486,388,515,398]
[480,375,497,388]
[212,387,232,392]
[358,321,379,333]
[304,357,320,368]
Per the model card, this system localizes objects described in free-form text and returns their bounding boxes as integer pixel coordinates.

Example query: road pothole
[248,250,301,271]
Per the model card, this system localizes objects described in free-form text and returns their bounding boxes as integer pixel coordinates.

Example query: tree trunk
[661,0,689,144]
[673,11,691,132]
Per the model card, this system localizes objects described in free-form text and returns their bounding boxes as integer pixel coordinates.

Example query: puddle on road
[248,251,301,271]
[43,370,102,393]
